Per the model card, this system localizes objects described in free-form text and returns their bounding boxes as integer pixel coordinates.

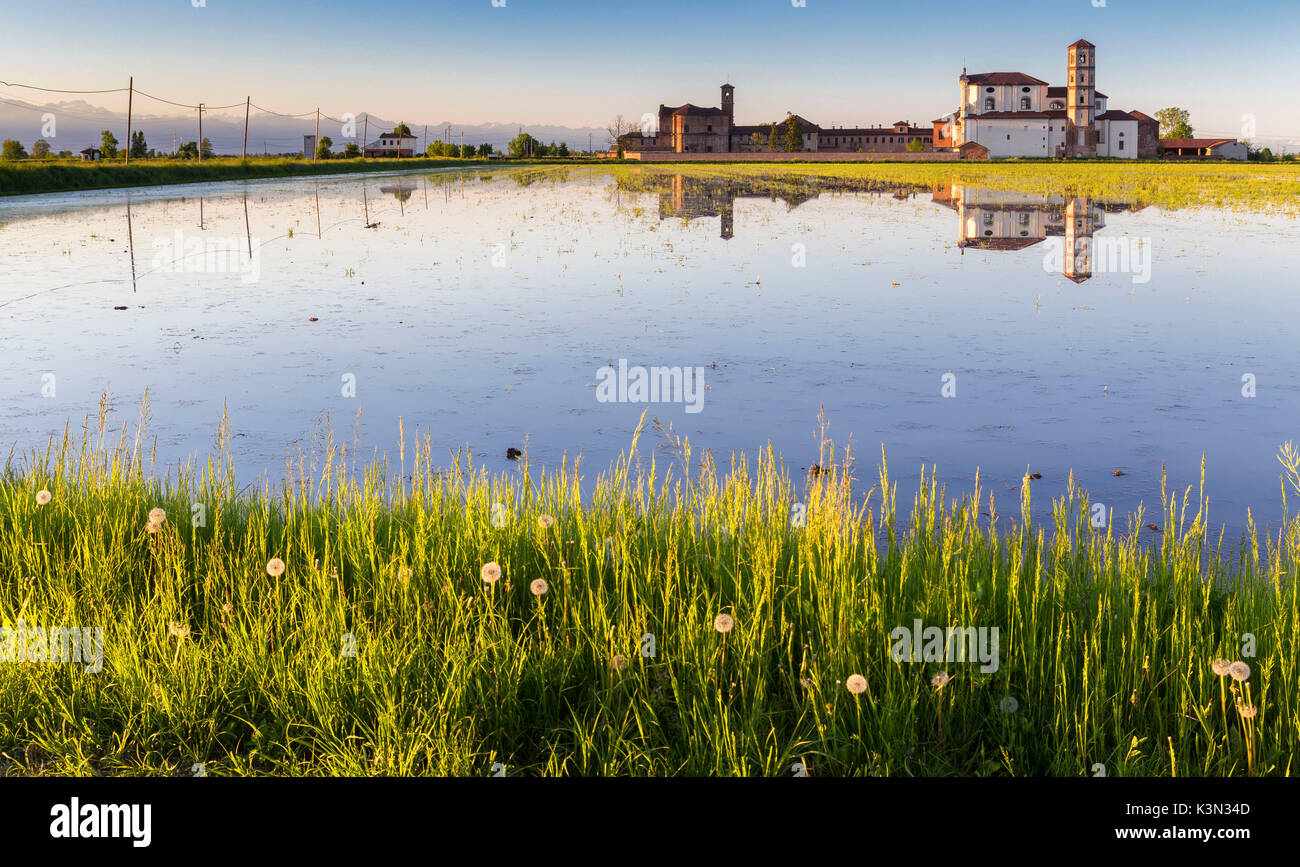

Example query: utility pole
[460,130,463,156]
[363,114,368,158]
[242,96,250,161]
[423,124,427,156]
[314,108,320,160]
[197,103,204,163]
[125,77,133,164]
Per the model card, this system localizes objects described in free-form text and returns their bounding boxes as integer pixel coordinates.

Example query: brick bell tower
[1065,39,1097,158]
[720,83,735,151]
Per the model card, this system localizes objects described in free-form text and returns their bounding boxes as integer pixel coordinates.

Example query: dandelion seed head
[480,561,502,583]
[1000,696,1019,714]
[931,672,952,690]
[1237,703,1258,720]
[1228,661,1251,682]
[612,654,629,672]
[537,514,555,530]
[845,674,868,695]
[530,578,548,596]
[266,558,286,578]
[1211,658,1232,677]
[713,613,734,634]
[35,490,52,506]
[168,621,189,639]
[148,507,166,524]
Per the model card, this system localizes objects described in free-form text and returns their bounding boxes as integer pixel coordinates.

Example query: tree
[783,113,803,152]
[30,139,52,159]
[477,143,493,157]
[906,138,925,153]
[177,141,199,160]
[767,123,778,152]
[507,132,540,158]
[1154,107,1193,139]
[57,149,73,159]
[557,141,569,157]
[343,142,361,159]
[426,141,446,157]
[201,138,214,159]
[130,130,148,159]
[100,130,119,158]
[606,114,640,149]
[460,143,475,158]
[393,122,412,136]
[1,139,27,160]
[316,135,334,159]
[748,132,764,151]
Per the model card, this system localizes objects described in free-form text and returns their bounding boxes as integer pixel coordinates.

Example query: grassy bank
[0,155,530,197]
[1,411,1295,777]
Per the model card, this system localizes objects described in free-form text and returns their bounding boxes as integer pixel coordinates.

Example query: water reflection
[1,166,1296,542]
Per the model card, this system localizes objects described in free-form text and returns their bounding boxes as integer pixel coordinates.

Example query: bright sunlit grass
[1,403,1296,776]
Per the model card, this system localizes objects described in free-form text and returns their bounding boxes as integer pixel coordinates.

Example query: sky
[1,0,1297,142]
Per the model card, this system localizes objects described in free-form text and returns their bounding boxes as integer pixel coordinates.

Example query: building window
[707,124,712,132]
[1118,139,1124,151]
[984,98,994,111]
[1020,97,1030,110]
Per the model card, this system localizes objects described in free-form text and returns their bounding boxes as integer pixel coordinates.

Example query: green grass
[1,407,1296,777]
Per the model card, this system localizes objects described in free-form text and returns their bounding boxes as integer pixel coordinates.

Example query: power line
[0,79,128,95]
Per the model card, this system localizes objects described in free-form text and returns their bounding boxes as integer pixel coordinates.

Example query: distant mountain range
[0,96,610,155]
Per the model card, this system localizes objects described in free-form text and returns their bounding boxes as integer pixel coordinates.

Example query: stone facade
[623,85,933,155]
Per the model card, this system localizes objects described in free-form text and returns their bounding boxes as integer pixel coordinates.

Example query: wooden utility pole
[423,125,427,156]
[197,104,204,163]
[363,114,368,158]
[242,96,250,161]
[125,77,133,164]
[314,108,320,160]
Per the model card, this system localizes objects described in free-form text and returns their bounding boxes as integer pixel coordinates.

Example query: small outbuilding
[79,147,102,161]
[1160,138,1247,160]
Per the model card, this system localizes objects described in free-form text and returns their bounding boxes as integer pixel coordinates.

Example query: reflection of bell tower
[1065,39,1096,158]
[720,199,733,239]
[1064,196,1093,282]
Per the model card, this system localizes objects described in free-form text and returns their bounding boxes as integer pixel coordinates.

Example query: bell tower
[1065,39,1096,158]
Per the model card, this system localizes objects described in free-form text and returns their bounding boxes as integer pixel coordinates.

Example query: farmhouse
[79,147,102,161]
[937,39,1158,159]
[1160,138,1247,160]
[363,129,418,158]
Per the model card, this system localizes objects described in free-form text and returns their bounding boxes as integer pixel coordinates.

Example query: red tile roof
[964,72,1050,86]
[1160,138,1236,148]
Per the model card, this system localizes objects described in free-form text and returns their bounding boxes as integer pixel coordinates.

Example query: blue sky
[2,0,1297,140]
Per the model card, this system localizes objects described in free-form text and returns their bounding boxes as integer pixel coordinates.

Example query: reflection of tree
[379,183,416,203]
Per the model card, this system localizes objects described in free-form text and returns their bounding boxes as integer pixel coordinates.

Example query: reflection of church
[933,182,1144,282]
[624,172,906,240]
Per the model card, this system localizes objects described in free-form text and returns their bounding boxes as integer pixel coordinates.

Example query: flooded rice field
[2,165,1297,539]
